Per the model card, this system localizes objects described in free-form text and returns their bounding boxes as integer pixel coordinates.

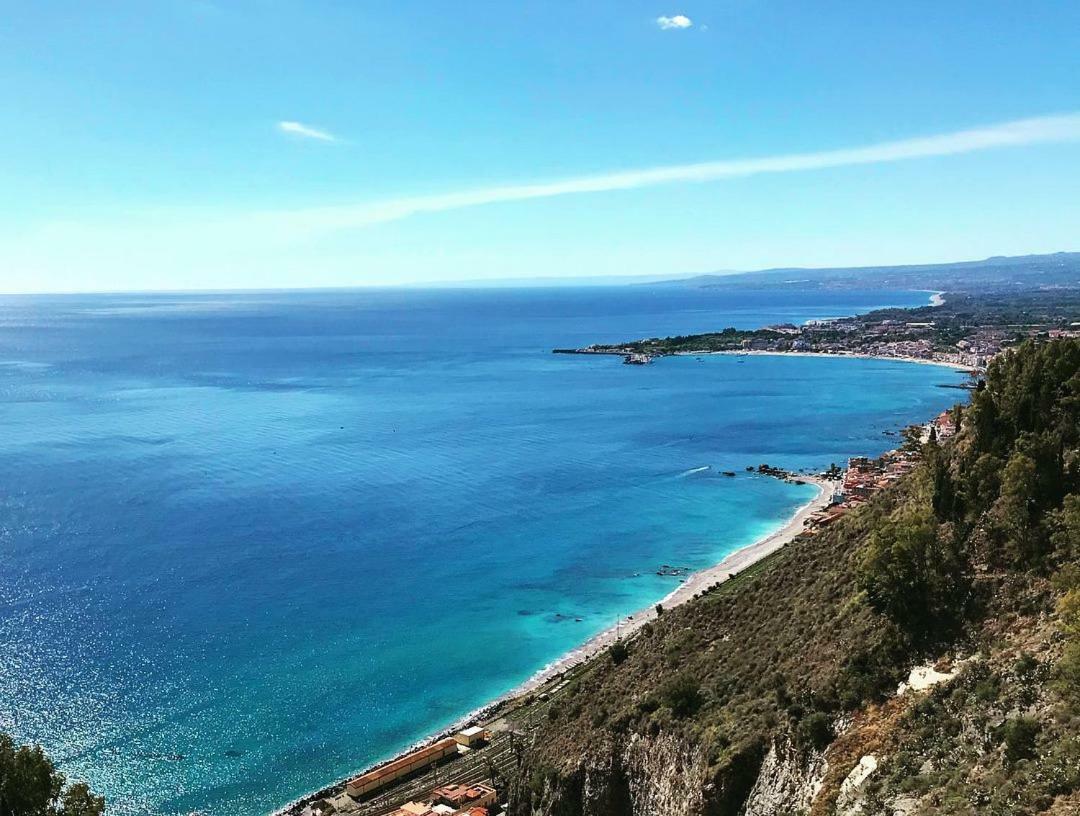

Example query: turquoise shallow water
[0,287,966,815]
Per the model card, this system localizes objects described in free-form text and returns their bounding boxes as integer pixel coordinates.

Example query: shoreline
[671,348,976,372]
[498,475,833,697]
[278,350,971,816]
[277,346,967,815]
[277,474,834,815]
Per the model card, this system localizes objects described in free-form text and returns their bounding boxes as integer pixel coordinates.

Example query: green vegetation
[1054,570,1080,712]
[858,504,968,641]
[0,734,103,816]
[590,327,781,356]
[794,711,833,753]
[659,674,703,719]
[513,338,1080,816]
[609,640,629,666]
[1000,716,1041,765]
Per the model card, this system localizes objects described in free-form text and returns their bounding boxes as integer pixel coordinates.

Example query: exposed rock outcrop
[514,732,770,816]
[742,738,826,816]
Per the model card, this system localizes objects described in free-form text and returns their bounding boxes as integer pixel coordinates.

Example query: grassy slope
[515,479,920,810]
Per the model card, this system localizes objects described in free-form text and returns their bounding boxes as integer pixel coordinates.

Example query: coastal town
[802,408,957,533]
[554,290,1080,368]
[287,406,965,816]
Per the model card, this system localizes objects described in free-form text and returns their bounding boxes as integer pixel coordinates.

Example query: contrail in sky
[256,112,1080,234]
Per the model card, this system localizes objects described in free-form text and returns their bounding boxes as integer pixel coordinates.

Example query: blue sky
[2,1,1079,292]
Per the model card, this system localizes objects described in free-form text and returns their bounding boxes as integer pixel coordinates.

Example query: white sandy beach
[674,348,976,372]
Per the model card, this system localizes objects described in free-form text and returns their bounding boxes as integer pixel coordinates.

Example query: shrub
[1014,651,1038,676]
[795,711,834,752]
[1001,716,1040,764]
[636,696,660,714]
[609,640,629,665]
[1054,588,1080,709]
[660,674,703,718]
[1054,639,1080,710]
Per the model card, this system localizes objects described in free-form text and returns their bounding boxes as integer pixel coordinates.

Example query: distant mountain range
[667,251,1080,293]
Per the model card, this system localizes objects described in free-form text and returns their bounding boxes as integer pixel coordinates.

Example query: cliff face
[516,731,761,816]
[742,738,826,816]
[510,340,1080,816]
[515,730,834,816]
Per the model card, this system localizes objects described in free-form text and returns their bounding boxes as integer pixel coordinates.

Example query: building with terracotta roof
[432,783,497,811]
[932,410,957,439]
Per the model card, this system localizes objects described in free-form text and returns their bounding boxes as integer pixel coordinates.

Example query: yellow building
[453,726,487,749]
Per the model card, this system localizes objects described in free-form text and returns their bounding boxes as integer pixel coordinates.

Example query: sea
[0,286,967,815]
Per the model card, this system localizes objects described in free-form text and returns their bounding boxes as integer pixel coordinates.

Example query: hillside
[668,252,1080,294]
[510,339,1080,816]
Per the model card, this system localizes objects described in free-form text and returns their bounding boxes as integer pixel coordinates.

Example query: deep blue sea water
[0,286,966,815]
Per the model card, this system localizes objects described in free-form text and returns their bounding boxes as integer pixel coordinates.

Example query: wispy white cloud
[251,112,1080,236]
[14,111,1080,278]
[657,14,693,30]
[277,120,337,142]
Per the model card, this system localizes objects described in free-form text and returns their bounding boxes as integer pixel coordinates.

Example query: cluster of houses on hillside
[314,781,498,816]
[1048,326,1080,340]
[384,783,498,816]
[571,294,1080,372]
[805,410,957,532]
[780,314,1079,369]
[739,319,994,369]
[954,330,1008,368]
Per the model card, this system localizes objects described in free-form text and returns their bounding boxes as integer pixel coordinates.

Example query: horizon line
[2,249,1075,297]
